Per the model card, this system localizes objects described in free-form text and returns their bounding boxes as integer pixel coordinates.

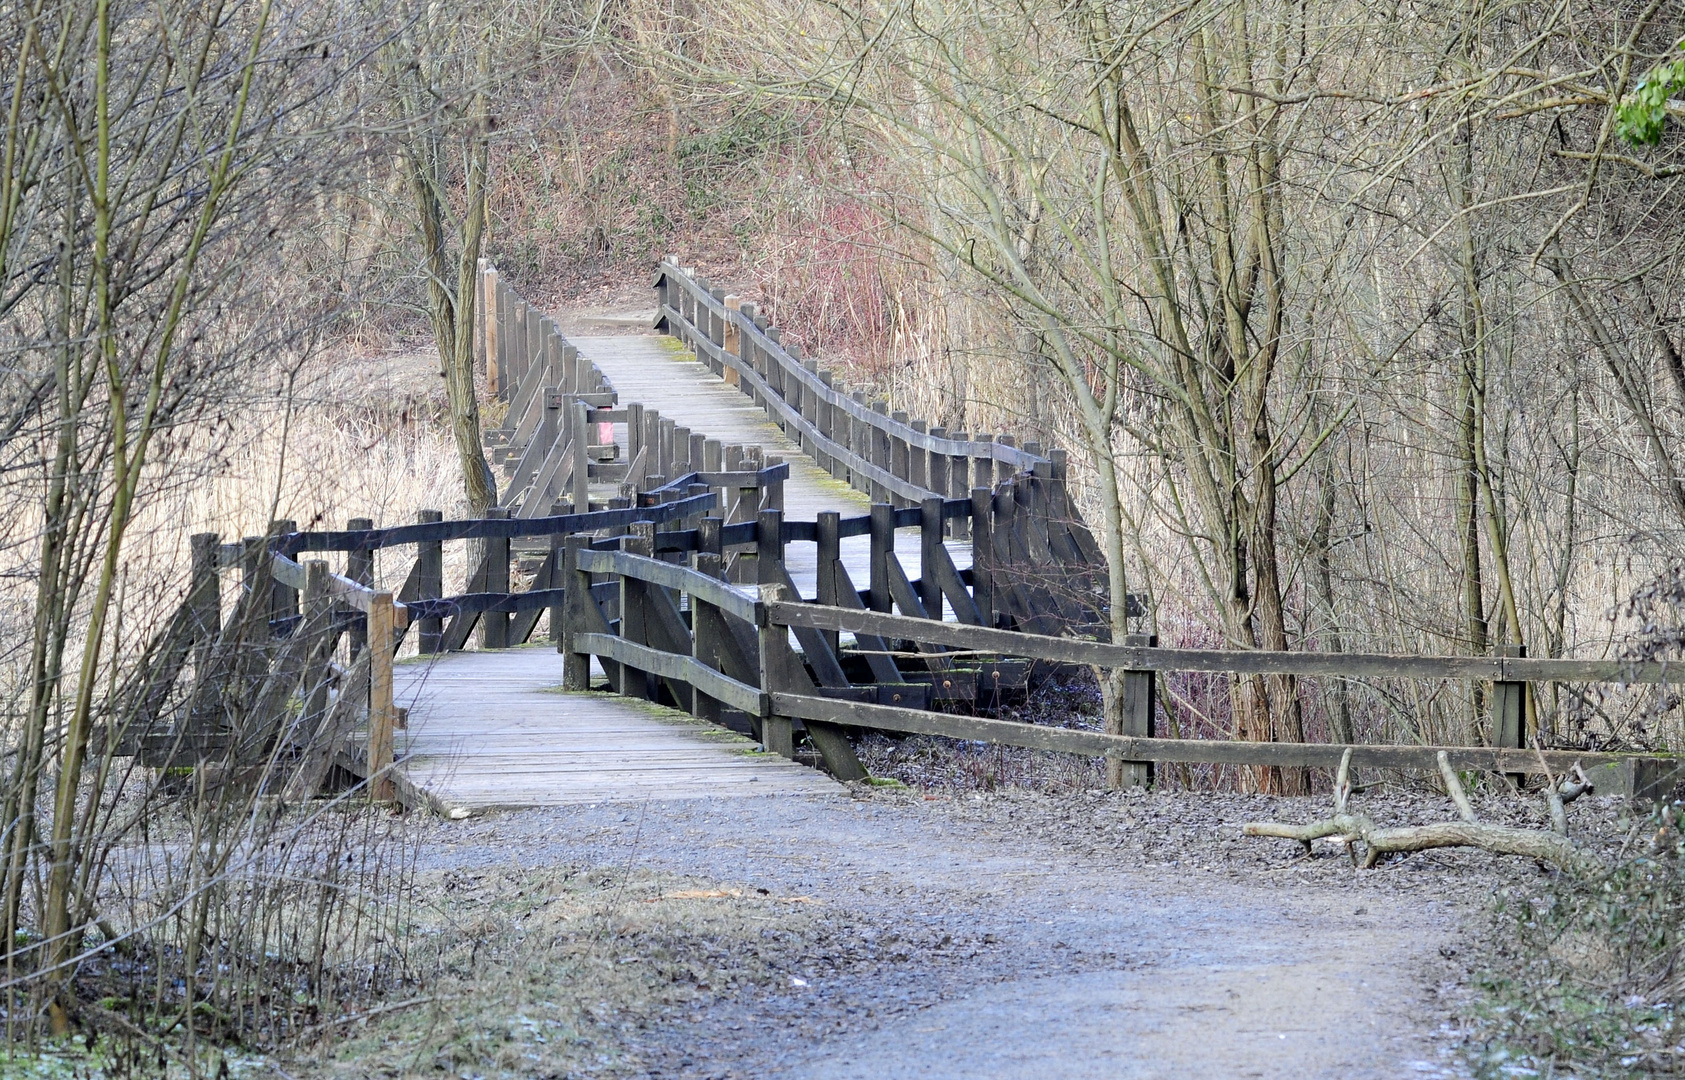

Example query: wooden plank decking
[390,646,838,811]
[396,331,961,811]
[575,334,970,602]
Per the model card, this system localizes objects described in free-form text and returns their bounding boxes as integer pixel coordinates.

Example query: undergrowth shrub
[1470,801,1685,1078]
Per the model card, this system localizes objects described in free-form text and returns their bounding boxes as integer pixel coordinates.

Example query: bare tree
[380,4,499,512]
[0,0,376,1031]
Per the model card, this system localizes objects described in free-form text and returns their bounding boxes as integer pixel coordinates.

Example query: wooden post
[300,560,334,738]
[188,533,221,673]
[950,434,971,540]
[495,276,510,400]
[722,298,743,385]
[642,408,662,483]
[416,510,443,654]
[910,420,928,494]
[482,508,510,649]
[691,587,723,725]
[756,586,796,758]
[765,454,785,513]
[483,263,499,395]
[756,509,784,586]
[891,411,911,505]
[698,514,723,565]
[659,418,676,479]
[571,399,590,512]
[269,519,299,636]
[619,525,655,700]
[971,487,994,628]
[672,425,692,474]
[869,502,894,614]
[561,535,592,689]
[992,480,1017,630]
[367,590,396,803]
[920,497,945,619]
[346,517,374,658]
[1495,643,1527,786]
[817,511,841,654]
[850,390,868,493]
[1111,634,1157,789]
[819,371,841,479]
[626,401,645,481]
[540,383,560,454]
[871,401,891,502]
[561,343,579,394]
[240,533,264,606]
[709,288,726,351]
[508,298,526,393]
[524,305,542,393]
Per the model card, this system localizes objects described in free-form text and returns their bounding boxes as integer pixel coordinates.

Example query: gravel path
[393,781,1559,1079]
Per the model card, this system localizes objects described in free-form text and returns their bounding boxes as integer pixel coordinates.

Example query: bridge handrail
[577,546,762,624]
[657,261,1046,469]
[275,491,716,554]
[673,321,938,505]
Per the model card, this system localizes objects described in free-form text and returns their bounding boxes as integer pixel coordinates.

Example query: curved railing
[654,258,1064,510]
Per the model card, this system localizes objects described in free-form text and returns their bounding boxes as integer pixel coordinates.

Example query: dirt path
[407,785,1487,1079]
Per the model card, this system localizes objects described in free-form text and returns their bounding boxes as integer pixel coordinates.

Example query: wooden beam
[767,601,1677,685]
[770,692,1652,774]
[575,546,762,624]
[575,633,767,716]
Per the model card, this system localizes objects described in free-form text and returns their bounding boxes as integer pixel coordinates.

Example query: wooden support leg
[188,532,222,675]
[269,519,299,635]
[619,525,655,700]
[561,535,594,690]
[762,715,795,758]
[869,503,893,614]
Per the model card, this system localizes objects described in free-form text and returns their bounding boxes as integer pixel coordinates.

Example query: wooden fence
[552,527,1684,795]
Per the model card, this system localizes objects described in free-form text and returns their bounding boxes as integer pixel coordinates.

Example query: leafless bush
[0,0,449,1056]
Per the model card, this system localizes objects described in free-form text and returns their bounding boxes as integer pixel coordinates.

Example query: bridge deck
[575,334,969,604]
[392,647,838,811]
[399,332,971,812]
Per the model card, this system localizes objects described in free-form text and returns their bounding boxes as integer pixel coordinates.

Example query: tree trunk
[401,37,497,515]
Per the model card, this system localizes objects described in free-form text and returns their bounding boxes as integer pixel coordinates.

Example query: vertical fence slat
[482,508,510,649]
[367,591,396,803]
[416,510,443,654]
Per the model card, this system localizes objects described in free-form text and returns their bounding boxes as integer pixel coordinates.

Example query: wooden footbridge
[114,260,1685,811]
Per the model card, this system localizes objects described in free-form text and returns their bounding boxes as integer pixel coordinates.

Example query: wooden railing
[478,260,794,532]
[654,258,1053,509]
[119,258,1684,807]
[652,259,1113,634]
[553,531,1685,796]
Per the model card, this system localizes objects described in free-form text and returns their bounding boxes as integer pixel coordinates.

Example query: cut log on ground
[1243,749,1603,875]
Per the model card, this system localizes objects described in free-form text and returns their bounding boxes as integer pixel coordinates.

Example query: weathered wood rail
[110,257,1685,808]
[554,530,1683,793]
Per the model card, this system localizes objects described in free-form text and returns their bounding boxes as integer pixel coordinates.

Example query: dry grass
[297,863,837,1079]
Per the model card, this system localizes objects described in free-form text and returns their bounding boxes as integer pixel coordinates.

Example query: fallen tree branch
[1243,748,1605,875]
